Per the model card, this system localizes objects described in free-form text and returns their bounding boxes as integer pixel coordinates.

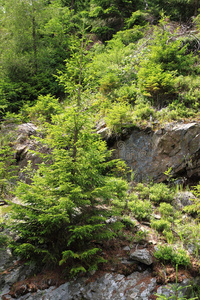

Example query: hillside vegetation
[1,0,200,298]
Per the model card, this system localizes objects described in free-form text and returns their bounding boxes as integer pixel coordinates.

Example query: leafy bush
[134,229,148,243]
[115,84,137,104]
[134,183,150,199]
[99,73,120,94]
[133,183,145,192]
[151,219,171,233]
[159,203,174,219]
[163,229,174,244]
[176,222,200,258]
[137,27,197,107]
[184,184,200,219]
[104,102,133,134]
[137,62,176,106]
[112,27,145,46]
[24,94,63,124]
[0,233,9,248]
[132,101,155,121]
[154,245,190,267]
[129,198,152,221]
[121,216,136,229]
[125,11,149,28]
[150,183,174,203]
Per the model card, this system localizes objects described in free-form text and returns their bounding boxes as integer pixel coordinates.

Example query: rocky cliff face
[112,122,200,183]
[6,121,200,184]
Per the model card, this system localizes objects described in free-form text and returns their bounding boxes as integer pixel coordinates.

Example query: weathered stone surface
[8,271,157,300]
[1,254,199,300]
[172,191,195,210]
[112,122,200,182]
[3,121,200,183]
[0,248,12,272]
[0,249,37,297]
[17,123,37,136]
[123,246,131,251]
[130,249,153,265]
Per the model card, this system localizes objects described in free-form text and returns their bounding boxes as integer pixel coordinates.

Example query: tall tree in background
[149,0,199,21]
[0,0,73,112]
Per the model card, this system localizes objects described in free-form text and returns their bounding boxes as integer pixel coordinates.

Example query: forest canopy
[0,0,200,122]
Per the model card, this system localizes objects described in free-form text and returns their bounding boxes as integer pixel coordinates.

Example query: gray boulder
[130,249,153,265]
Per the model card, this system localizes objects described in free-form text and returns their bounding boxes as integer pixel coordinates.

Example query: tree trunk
[194,0,198,16]
[71,0,74,10]
[32,11,38,74]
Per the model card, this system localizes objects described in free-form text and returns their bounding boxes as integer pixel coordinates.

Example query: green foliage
[0,0,199,118]
[134,183,145,192]
[10,34,128,276]
[86,37,137,99]
[176,221,200,258]
[149,183,174,204]
[121,216,136,229]
[163,229,175,244]
[154,245,190,267]
[1,1,200,278]
[112,27,146,46]
[137,27,197,107]
[129,197,152,221]
[151,219,171,233]
[150,0,199,22]
[134,229,148,243]
[59,247,107,277]
[0,0,74,112]
[137,62,176,106]
[57,31,92,104]
[99,73,120,94]
[10,110,127,273]
[132,101,155,122]
[125,10,149,28]
[159,203,174,219]
[24,94,63,124]
[174,76,200,109]
[104,102,133,134]
[155,265,197,300]
[0,233,9,248]
[134,183,150,199]
[184,184,200,219]
[168,102,197,118]
[88,0,139,41]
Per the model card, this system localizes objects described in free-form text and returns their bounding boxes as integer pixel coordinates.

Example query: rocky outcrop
[14,123,43,171]
[130,249,153,265]
[2,121,200,184]
[0,122,48,182]
[172,191,195,210]
[112,122,200,182]
[2,267,199,300]
[2,271,157,300]
[0,248,37,298]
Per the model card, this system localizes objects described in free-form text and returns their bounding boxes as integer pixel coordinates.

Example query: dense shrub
[154,245,190,267]
[149,183,174,203]
[129,198,152,221]
[151,219,171,233]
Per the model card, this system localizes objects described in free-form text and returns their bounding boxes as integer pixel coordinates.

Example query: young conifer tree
[10,28,128,276]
